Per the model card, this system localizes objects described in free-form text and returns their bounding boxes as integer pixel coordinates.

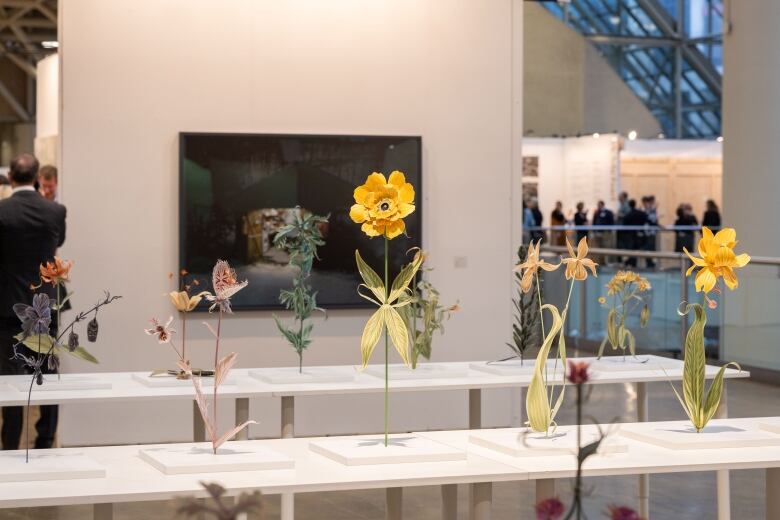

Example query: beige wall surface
[524,3,660,138]
[59,0,523,445]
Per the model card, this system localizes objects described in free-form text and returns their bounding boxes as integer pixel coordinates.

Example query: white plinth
[759,418,780,435]
[249,366,355,384]
[131,373,236,388]
[0,452,105,482]
[6,375,111,392]
[309,435,466,466]
[469,359,564,377]
[469,427,627,457]
[590,356,682,373]
[619,420,780,450]
[139,442,294,475]
[362,364,468,380]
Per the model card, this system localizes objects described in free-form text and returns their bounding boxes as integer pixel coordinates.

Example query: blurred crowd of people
[522,193,722,265]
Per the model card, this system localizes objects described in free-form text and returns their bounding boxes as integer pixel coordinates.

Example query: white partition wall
[58,0,523,445]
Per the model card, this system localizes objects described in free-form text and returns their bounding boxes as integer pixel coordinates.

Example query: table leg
[467,389,482,520]
[93,503,113,520]
[281,396,295,520]
[535,479,555,501]
[235,398,249,440]
[193,401,205,442]
[768,468,780,519]
[715,385,730,520]
[387,487,403,520]
[636,382,649,519]
[441,484,458,520]
[471,483,491,520]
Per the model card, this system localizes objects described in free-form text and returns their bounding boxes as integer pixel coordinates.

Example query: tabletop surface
[0,355,748,405]
[0,416,776,509]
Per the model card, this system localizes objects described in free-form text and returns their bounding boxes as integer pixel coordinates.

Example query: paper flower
[683,227,750,293]
[567,360,590,385]
[38,257,72,287]
[205,260,247,314]
[515,240,560,293]
[145,316,176,344]
[169,290,211,312]
[607,505,643,520]
[13,293,52,337]
[606,270,650,295]
[349,171,415,239]
[535,497,564,520]
[562,237,598,281]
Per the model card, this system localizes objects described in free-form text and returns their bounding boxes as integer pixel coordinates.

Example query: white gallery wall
[58,0,523,445]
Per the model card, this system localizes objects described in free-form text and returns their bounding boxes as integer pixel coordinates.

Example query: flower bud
[87,317,99,342]
[68,331,79,352]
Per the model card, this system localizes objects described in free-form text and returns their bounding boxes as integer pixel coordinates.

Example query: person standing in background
[550,200,566,246]
[702,199,721,229]
[38,165,58,201]
[573,201,588,243]
[522,200,535,244]
[674,203,698,252]
[591,200,615,261]
[642,195,658,268]
[622,199,648,267]
[0,154,66,450]
[616,191,631,251]
[529,197,545,243]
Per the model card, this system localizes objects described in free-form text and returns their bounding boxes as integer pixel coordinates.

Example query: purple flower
[607,505,643,520]
[13,294,51,338]
[535,497,564,520]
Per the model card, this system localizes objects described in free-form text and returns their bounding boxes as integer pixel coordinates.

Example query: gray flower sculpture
[12,293,51,338]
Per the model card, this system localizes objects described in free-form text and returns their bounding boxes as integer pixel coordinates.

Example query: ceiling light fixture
[628,130,637,141]
[41,41,58,49]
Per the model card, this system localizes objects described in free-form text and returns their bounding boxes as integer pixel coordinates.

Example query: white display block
[619,420,780,450]
[759,418,780,435]
[249,366,355,385]
[469,427,627,457]
[362,364,468,380]
[469,359,565,377]
[6,374,111,392]
[589,355,682,373]
[309,435,466,466]
[131,373,236,388]
[0,452,105,482]
[139,442,294,475]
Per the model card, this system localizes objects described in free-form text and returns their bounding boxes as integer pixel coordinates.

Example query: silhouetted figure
[675,204,698,252]
[573,201,588,243]
[622,199,648,267]
[550,200,566,246]
[702,199,721,229]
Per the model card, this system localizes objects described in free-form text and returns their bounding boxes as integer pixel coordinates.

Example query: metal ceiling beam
[0,77,29,121]
[587,34,677,46]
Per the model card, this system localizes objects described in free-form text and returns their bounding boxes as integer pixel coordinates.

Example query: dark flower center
[380,202,390,211]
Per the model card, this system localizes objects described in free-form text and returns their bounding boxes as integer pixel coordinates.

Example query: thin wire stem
[384,235,389,448]
[212,310,222,454]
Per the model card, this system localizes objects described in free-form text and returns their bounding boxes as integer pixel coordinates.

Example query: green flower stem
[213,310,222,454]
[549,279,575,408]
[56,284,61,381]
[384,235,389,447]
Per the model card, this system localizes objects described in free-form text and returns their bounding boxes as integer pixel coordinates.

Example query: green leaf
[383,305,411,367]
[68,346,99,364]
[681,303,706,426]
[359,308,385,368]
[355,250,386,303]
[387,252,424,303]
[701,362,740,430]
[525,304,563,434]
[15,333,57,353]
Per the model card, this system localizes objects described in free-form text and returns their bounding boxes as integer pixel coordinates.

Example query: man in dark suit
[622,199,648,267]
[0,153,66,450]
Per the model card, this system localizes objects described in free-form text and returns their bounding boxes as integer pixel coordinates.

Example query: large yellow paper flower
[350,171,415,239]
[683,227,750,293]
[562,237,598,281]
[515,240,560,293]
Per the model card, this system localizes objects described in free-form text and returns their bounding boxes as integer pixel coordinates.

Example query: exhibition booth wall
[57,0,524,445]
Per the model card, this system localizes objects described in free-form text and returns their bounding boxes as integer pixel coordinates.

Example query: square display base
[139,442,294,475]
[469,427,627,457]
[759,418,780,435]
[249,366,355,384]
[619,420,780,450]
[588,356,682,373]
[0,452,105,482]
[469,359,564,377]
[309,435,466,466]
[362,364,468,380]
[6,375,111,392]
[131,373,236,388]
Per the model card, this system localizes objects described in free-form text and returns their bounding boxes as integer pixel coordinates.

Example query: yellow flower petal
[388,170,406,187]
[695,268,717,293]
[734,253,751,268]
[361,221,382,237]
[385,219,405,239]
[576,236,588,259]
[713,228,737,247]
[365,172,387,190]
[722,267,738,290]
[350,203,369,223]
[565,237,576,259]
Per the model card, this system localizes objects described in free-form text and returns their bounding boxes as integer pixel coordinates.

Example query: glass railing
[536,241,780,372]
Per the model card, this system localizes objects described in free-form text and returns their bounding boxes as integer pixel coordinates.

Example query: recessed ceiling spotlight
[657,133,665,139]
[592,132,600,139]
[41,41,58,49]
[628,130,638,141]
[716,136,724,143]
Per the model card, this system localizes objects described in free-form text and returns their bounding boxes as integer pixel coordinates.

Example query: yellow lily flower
[562,237,598,281]
[514,240,560,293]
[683,227,750,293]
[169,290,211,312]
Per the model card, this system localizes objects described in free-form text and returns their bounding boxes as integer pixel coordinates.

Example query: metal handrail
[540,244,780,267]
